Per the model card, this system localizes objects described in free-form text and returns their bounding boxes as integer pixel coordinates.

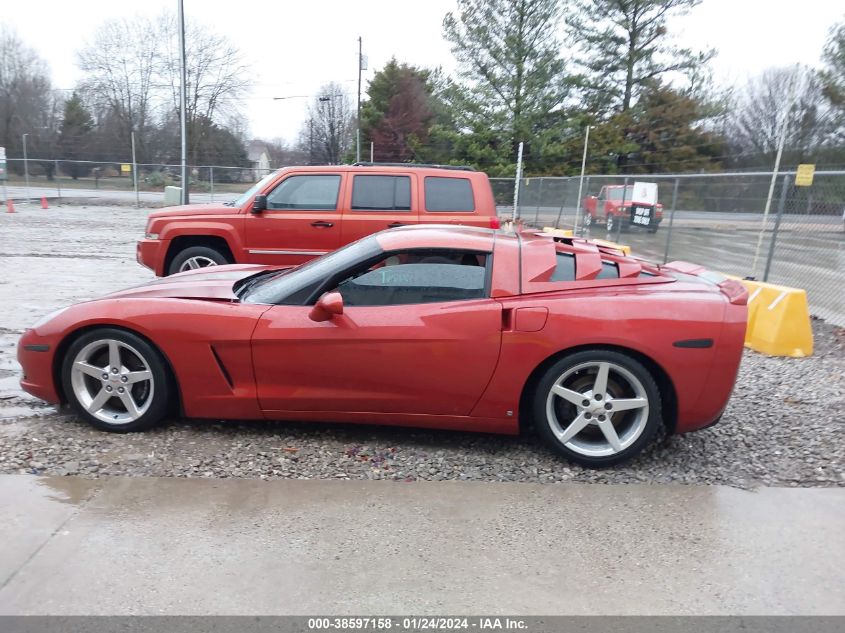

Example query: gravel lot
[1,205,843,487]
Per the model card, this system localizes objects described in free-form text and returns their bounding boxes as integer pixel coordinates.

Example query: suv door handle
[387,222,405,228]
[310,221,334,228]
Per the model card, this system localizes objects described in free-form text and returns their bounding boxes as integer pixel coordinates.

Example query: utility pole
[356,36,363,164]
[309,118,314,165]
[177,0,189,204]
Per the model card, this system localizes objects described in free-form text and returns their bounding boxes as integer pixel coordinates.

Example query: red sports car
[17,226,748,467]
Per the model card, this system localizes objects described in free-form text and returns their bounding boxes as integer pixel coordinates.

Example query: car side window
[424,177,475,212]
[351,175,411,211]
[336,250,488,306]
[266,175,341,210]
[551,253,576,281]
[551,253,620,282]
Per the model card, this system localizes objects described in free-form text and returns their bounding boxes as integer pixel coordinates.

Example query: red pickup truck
[137,164,501,275]
[583,185,663,233]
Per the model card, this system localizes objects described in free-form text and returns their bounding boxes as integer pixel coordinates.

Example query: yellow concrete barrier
[737,278,814,358]
[541,227,573,237]
[540,227,632,255]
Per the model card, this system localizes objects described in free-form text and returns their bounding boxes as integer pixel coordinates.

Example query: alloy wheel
[179,256,218,272]
[70,339,154,424]
[545,360,650,458]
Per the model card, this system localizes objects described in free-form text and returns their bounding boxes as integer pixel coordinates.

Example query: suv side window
[424,177,475,212]
[266,174,341,210]
[336,250,488,306]
[351,175,411,211]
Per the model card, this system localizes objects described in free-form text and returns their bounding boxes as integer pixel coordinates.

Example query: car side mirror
[309,291,344,322]
[251,194,267,213]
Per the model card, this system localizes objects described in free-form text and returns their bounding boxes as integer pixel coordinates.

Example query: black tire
[647,225,659,234]
[168,245,230,275]
[532,349,663,467]
[61,328,173,433]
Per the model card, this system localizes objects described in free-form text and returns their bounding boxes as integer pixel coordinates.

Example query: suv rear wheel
[168,245,231,275]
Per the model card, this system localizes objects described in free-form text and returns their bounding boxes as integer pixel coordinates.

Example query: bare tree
[726,66,833,167]
[0,25,60,165]
[157,12,251,163]
[76,13,251,165]
[564,0,714,115]
[300,83,354,165]
[77,17,159,161]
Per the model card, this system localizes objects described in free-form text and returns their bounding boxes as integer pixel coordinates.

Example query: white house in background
[247,140,271,180]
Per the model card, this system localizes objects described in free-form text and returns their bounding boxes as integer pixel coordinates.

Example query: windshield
[607,186,634,201]
[232,171,279,207]
[243,236,382,305]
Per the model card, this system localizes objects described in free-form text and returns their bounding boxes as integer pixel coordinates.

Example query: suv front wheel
[168,245,231,275]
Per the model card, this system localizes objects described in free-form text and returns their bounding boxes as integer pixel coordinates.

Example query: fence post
[662,178,680,264]
[210,167,214,202]
[534,177,544,225]
[763,174,791,282]
[54,160,62,202]
[616,177,629,242]
[512,141,524,223]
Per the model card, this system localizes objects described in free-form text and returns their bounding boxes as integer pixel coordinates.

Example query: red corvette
[18,226,748,467]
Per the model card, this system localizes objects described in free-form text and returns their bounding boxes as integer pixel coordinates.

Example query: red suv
[138,164,501,275]
[583,185,663,233]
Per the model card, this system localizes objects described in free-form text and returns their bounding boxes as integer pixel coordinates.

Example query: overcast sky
[7,0,844,144]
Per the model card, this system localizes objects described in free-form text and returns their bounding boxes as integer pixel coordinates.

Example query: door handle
[310,221,334,228]
[387,222,405,228]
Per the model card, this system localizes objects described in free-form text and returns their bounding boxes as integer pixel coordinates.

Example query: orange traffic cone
[6,199,14,214]
[40,196,48,209]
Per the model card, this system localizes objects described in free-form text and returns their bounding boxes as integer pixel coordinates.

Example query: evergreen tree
[565,0,714,115]
[443,0,569,168]
[360,59,438,162]
[820,19,845,145]
[58,92,94,179]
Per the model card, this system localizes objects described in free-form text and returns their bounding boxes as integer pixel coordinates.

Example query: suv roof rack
[351,162,476,172]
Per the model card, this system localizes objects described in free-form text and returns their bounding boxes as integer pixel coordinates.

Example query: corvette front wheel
[61,328,173,432]
[533,350,662,467]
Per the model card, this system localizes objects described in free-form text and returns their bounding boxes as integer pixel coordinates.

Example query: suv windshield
[232,171,279,207]
[607,186,634,201]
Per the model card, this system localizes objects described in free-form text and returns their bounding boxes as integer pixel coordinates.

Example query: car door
[339,173,419,245]
[251,250,502,416]
[245,173,344,266]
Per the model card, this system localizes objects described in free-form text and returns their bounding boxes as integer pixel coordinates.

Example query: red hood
[102,264,279,301]
[148,203,241,219]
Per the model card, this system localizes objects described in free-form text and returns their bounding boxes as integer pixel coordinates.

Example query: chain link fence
[492,171,845,327]
[1,158,842,326]
[0,158,272,204]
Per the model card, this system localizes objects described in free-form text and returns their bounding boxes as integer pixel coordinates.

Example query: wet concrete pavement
[0,474,842,615]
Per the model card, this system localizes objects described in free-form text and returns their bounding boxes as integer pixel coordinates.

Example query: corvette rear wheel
[533,350,662,467]
[62,328,172,432]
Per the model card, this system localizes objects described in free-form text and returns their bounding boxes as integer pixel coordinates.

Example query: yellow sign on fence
[120,163,132,174]
[795,164,815,187]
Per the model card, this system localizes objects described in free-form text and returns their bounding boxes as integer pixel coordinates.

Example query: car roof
[278,165,485,178]
[374,224,503,252]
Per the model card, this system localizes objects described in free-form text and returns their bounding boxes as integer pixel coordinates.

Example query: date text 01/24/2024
[306,617,528,630]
